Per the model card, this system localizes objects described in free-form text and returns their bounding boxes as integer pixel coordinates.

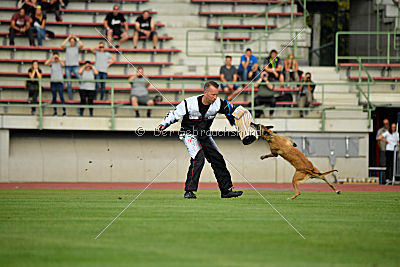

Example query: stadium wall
[0,129,369,183]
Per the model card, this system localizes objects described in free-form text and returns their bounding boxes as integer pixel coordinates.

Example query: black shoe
[135,111,140,118]
[147,111,151,118]
[184,191,197,199]
[221,189,243,198]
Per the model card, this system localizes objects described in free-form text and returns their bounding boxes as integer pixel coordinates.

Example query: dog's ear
[250,122,260,131]
[293,142,297,147]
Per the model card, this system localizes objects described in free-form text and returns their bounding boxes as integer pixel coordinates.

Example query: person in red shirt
[9,8,34,46]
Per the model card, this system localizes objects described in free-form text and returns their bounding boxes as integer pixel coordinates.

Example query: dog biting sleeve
[232,106,258,145]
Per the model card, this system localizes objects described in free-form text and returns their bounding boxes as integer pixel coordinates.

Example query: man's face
[113,6,119,16]
[225,57,231,66]
[19,9,25,17]
[142,12,149,19]
[204,85,219,104]
[383,119,389,129]
[137,68,144,77]
[305,74,311,80]
[391,123,397,132]
[99,43,104,50]
[245,50,251,58]
[70,38,76,46]
[270,51,277,58]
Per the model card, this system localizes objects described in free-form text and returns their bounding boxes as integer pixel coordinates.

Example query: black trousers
[79,90,95,116]
[9,27,34,46]
[385,150,394,181]
[254,95,276,117]
[185,137,233,193]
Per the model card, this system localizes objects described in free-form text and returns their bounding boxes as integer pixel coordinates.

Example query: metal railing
[0,77,375,132]
[186,0,309,74]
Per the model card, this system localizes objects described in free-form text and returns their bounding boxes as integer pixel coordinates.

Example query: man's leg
[50,82,57,114]
[57,82,66,115]
[118,31,129,46]
[185,150,205,192]
[65,66,73,100]
[100,72,107,100]
[152,32,158,48]
[9,27,16,45]
[298,94,306,117]
[133,31,139,48]
[87,90,95,117]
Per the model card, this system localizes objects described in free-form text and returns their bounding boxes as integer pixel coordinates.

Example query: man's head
[69,37,76,46]
[245,48,252,58]
[136,66,144,77]
[203,81,219,105]
[305,72,311,80]
[225,55,232,66]
[53,51,59,61]
[383,118,389,129]
[288,53,294,60]
[142,10,150,19]
[112,5,120,16]
[18,8,25,17]
[270,49,278,58]
[391,123,397,133]
[84,60,92,70]
[35,6,42,16]
[99,41,105,50]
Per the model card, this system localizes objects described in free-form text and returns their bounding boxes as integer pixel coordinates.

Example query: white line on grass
[228,27,306,104]
[225,157,306,240]
[94,27,176,108]
[94,158,176,239]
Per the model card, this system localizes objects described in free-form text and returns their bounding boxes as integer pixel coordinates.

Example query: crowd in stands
[220,48,316,118]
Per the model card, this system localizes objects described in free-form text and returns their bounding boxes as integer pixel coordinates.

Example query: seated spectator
[61,34,83,100]
[298,72,316,118]
[237,48,259,82]
[284,53,299,87]
[26,60,42,115]
[90,42,116,100]
[45,52,66,116]
[78,61,98,117]
[31,6,48,46]
[378,123,400,183]
[254,72,275,118]
[128,66,154,118]
[264,49,284,86]
[40,0,62,22]
[220,55,243,101]
[9,8,35,46]
[104,5,129,48]
[133,10,158,49]
[19,0,39,16]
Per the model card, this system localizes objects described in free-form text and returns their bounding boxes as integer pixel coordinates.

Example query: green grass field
[1,189,399,266]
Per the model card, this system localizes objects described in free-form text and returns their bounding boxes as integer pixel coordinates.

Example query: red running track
[0,182,399,192]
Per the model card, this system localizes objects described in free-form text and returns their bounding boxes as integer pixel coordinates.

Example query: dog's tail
[306,169,338,177]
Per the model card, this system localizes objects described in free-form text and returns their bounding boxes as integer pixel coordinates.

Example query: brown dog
[251,122,341,200]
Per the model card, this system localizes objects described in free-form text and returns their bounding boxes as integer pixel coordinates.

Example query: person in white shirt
[378,123,399,182]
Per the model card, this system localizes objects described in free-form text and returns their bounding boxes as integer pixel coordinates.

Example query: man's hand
[228,84,234,90]
[157,124,164,132]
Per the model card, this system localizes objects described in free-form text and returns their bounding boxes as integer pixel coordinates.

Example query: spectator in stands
[298,72,315,118]
[40,0,62,22]
[61,34,83,100]
[129,66,154,118]
[378,123,399,183]
[9,8,35,46]
[219,55,243,101]
[133,10,158,49]
[45,52,66,116]
[376,118,390,169]
[19,0,39,16]
[264,49,284,86]
[284,53,299,87]
[237,48,259,82]
[31,6,48,47]
[78,61,98,117]
[104,5,129,48]
[26,60,42,115]
[254,72,275,118]
[90,42,116,100]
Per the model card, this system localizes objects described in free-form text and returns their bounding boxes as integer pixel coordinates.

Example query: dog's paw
[260,156,265,160]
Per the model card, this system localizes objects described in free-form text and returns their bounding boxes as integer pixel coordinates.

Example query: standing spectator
[284,53,299,86]
[61,34,83,100]
[9,8,35,46]
[78,61,98,117]
[264,49,284,85]
[376,118,390,169]
[19,0,38,16]
[128,66,154,118]
[31,6,48,47]
[254,72,276,118]
[90,42,116,100]
[298,72,315,118]
[26,60,42,115]
[45,52,66,116]
[378,123,399,183]
[40,0,62,22]
[133,10,158,49]
[104,5,129,48]
[219,55,243,101]
[237,48,259,82]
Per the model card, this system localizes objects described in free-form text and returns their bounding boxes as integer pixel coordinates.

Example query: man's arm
[104,16,110,31]
[218,99,236,125]
[158,101,187,131]
[11,18,19,31]
[109,55,116,66]
[89,44,98,54]
[44,56,52,66]
[61,35,70,49]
